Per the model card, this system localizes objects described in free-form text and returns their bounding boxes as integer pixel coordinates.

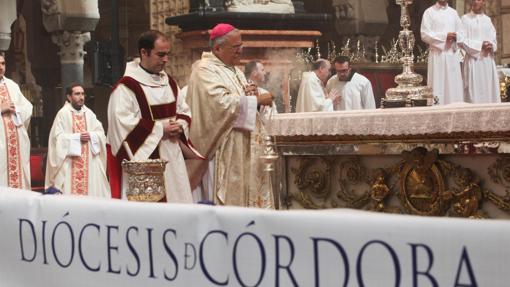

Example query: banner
[0,187,509,286]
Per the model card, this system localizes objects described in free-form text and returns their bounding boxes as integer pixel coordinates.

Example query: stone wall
[150,0,192,86]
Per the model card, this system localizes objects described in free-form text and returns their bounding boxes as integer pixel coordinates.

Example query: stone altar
[269,103,510,219]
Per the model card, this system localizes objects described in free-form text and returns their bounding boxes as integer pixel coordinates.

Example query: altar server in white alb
[421,0,465,105]
[108,30,204,203]
[461,0,500,104]
[296,59,340,112]
[326,55,376,110]
[0,52,32,189]
[45,84,110,197]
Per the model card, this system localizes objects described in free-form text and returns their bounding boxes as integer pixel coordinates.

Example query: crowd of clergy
[0,0,503,208]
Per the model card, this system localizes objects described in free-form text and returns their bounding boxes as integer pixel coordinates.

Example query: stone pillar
[0,0,16,51]
[41,0,99,99]
[51,31,91,93]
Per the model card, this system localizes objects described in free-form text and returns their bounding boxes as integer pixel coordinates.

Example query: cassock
[326,73,376,110]
[0,77,32,189]
[107,61,203,203]
[186,52,274,208]
[45,102,110,197]
[421,3,464,105]
[295,71,333,112]
[461,12,501,104]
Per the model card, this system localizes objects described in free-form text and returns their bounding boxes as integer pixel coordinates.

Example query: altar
[269,103,510,219]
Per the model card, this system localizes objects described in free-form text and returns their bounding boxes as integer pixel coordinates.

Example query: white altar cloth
[1,187,509,286]
[270,103,510,137]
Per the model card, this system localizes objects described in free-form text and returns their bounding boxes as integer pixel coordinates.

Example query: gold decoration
[122,159,167,202]
[501,75,509,101]
[287,147,510,218]
[370,169,391,211]
[399,148,450,216]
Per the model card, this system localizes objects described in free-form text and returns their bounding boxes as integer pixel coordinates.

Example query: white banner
[0,187,509,286]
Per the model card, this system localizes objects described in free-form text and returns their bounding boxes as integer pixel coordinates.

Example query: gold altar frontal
[270,104,510,219]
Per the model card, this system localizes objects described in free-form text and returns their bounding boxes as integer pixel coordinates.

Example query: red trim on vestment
[151,103,176,120]
[176,113,191,125]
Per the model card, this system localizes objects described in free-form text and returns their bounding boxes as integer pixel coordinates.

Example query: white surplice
[45,102,110,197]
[326,73,376,110]
[108,61,200,203]
[295,71,333,112]
[461,12,501,104]
[421,3,465,105]
[0,77,32,189]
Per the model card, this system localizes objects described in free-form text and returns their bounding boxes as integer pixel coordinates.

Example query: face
[318,61,332,82]
[335,61,351,81]
[251,62,266,84]
[140,37,170,73]
[0,55,5,78]
[472,0,484,13]
[214,31,243,66]
[67,86,85,110]
[437,0,448,5]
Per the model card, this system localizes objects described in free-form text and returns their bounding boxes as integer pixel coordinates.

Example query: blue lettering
[78,223,101,272]
[356,240,401,287]
[18,218,37,262]
[184,242,196,270]
[312,237,349,287]
[126,226,140,277]
[106,225,121,274]
[147,228,157,279]
[233,232,266,287]
[409,243,438,287]
[200,230,229,286]
[51,220,75,268]
[454,247,478,287]
[162,229,179,281]
[274,235,298,287]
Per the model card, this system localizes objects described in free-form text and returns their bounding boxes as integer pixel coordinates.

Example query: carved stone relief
[226,0,295,13]
[284,147,510,219]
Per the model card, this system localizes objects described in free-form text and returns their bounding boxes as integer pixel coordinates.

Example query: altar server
[461,0,501,103]
[296,59,340,112]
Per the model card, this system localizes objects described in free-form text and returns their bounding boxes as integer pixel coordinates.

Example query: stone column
[0,0,16,51]
[51,31,91,93]
[41,0,99,99]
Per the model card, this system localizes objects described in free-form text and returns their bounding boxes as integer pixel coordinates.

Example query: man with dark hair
[0,52,32,189]
[107,30,204,203]
[244,60,277,122]
[186,23,274,208]
[326,56,376,110]
[461,0,500,103]
[45,84,110,197]
[421,0,464,105]
[296,59,340,112]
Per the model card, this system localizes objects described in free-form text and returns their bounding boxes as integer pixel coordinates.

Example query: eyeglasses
[336,68,351,74]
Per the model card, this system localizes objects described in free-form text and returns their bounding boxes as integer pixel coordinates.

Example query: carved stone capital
[51,31,91,64]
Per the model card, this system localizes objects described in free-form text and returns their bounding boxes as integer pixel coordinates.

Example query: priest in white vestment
[244,60,278,122]
[296,59,340,112]
[461,0,501,104]
[421,1,465,105]
[326,55,376,110]
[0,53,32,189]
[45,84,110,197]
[186,24,274,207]
[107,30,203,203]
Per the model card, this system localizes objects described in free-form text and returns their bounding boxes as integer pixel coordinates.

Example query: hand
[446,32,457,42]
[163,120,183,139]
[244,84,259,97]
[257,92,273,106]
[0,101,15,115]
[80,132,90,142]
[327,89,342,105]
